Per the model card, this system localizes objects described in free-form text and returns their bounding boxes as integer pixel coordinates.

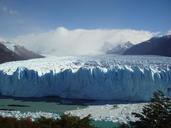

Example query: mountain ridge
[0,41,44,64]
[124,35,171,57]
[102,42,134,54]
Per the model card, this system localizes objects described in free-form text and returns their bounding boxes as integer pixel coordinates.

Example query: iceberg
[0,55,171,101]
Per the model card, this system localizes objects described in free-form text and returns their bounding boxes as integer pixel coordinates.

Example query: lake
[0,97,118,128]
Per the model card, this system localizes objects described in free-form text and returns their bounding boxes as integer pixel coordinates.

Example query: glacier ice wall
[0,55,171,101]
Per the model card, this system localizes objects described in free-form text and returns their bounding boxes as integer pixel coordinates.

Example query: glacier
[0,55,171,101]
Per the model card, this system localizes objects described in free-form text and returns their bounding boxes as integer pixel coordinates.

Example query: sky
[0,0,171,55]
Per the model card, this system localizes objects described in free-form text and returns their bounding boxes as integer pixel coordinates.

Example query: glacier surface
[0,55,171,101]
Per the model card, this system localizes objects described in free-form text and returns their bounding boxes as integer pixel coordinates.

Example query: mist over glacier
[0,55,171,102]
[11,27,155,56]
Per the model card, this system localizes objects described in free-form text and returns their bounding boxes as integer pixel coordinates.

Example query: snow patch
[0,111,59,121]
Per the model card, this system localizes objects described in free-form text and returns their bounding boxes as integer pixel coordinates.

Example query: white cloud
[12,27,156,56]
[1,6,19,16]
[2,6,8,12]
[167,30,171,35]
[0,37,5,42]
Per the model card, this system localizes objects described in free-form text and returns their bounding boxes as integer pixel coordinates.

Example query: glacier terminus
[0,55,171,102]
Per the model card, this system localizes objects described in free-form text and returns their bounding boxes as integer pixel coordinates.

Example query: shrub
[56,114,95,128]
[0,116,35,128]
[0,114,95,128]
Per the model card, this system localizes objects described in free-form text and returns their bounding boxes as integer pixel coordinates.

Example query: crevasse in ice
[0,55,171,101]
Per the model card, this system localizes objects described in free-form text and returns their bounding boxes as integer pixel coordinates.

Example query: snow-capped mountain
[0,42,21,64]
[103,42,134,54]
[124,35,171,56]
[0,55,171,101]
[0,41,44,63]
[14,45,44,59]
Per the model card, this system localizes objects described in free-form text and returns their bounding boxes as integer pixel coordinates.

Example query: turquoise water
[0,97,119,127]
[91,121,117,128]
[0,97,85,114]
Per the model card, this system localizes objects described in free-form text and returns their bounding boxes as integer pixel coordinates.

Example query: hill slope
[0,43,21,63]
[124,35,171,57]
[0,41,44,63]
[106,42,134,54]
[14,45,43,59]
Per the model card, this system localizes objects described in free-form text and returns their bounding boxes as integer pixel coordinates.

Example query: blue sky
[0,0,171,38]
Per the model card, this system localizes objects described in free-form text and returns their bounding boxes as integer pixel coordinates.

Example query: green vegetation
[131,90,171,128]
[0,114,95,128]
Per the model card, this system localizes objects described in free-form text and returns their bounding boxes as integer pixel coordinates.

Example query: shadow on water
[0,95,87,113]
[0,95,145,105]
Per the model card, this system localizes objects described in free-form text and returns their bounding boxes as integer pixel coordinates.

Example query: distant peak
[103,41,134,55]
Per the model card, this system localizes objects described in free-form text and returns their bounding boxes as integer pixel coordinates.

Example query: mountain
[0,43,21,63]
[14,45,43,59]
[124,35,171,57]
[103,42,134,54]
[0,41,44,63]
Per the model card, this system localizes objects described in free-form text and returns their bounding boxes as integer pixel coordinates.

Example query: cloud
[167,30,171,35]
[0,37,5,42]
[12,27,156,56]
[1,6,19,16]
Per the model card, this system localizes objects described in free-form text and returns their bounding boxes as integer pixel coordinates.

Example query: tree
[131,90,171,128]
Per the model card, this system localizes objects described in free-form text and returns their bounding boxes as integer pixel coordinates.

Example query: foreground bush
[0,117,35,128]
[117,123,130,128]
[131,90,171,128]
[0,114,95,128]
